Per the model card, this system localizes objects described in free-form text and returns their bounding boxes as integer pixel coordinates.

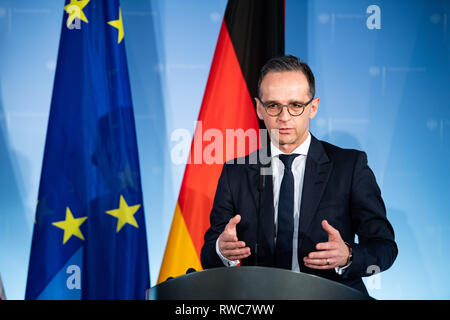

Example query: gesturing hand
[218,215,251,261]
[303,220,351,269]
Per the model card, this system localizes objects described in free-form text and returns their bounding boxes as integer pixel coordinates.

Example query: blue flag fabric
[25,0,150,300]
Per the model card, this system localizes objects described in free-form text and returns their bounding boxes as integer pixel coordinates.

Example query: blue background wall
[0,0,448,299]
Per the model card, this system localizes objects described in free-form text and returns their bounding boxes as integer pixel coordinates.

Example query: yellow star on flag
[106,195,140,232]
[64,0,90,28]
[52,207,88,245]
[107,7,124,44]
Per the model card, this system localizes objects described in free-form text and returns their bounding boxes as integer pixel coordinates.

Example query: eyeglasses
[257,96,314,117]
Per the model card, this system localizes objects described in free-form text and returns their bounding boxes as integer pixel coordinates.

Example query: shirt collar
[270,131,311,158]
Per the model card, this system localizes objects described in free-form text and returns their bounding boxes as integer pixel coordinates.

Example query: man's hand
[303,220,350,269]
[218,215,251,261]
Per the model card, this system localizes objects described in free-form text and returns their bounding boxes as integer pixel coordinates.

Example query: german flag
[158,0,285,283]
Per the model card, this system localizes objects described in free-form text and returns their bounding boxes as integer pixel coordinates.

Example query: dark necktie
[275,153,299,269]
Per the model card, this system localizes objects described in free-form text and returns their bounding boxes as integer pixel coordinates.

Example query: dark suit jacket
[200,134,398,294]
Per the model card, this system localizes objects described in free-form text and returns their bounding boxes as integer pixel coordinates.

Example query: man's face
[256,71,319,153]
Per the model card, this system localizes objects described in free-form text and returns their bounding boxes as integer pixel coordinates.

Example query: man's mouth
[278,128,293,134]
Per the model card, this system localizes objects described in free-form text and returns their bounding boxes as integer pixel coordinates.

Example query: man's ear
[255,97,263,120]
[309,97,320,119]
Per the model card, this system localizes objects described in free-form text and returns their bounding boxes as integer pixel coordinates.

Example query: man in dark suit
[200,55,397,294]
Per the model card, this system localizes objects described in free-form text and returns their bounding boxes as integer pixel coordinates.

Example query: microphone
[258,170,266,192]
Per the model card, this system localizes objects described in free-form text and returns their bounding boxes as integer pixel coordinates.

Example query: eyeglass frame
[256,96,315,117]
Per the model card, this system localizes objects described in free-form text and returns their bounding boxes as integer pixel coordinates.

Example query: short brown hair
[258,55,315,99]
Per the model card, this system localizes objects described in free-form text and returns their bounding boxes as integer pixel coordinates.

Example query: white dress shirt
[216,132,349,274]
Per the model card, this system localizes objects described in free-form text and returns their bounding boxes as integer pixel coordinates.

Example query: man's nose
[278,106,292,121]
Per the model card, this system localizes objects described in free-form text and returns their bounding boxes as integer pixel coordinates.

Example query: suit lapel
[299,135,333,242]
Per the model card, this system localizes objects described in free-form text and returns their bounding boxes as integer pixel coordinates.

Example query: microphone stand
[255,166,266,266]
[255,132,271,267]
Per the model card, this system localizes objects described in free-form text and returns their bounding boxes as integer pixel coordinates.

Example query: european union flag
[25,0,150,300]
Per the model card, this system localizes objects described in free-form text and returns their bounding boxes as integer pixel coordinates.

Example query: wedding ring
[326,258,330,265]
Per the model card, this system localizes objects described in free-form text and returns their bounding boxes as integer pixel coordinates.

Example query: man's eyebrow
[260,99,279,104]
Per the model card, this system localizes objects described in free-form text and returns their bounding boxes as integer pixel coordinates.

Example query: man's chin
[273,139,296,148]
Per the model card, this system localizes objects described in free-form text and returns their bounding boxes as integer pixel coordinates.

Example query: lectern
[150,266,370,300]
